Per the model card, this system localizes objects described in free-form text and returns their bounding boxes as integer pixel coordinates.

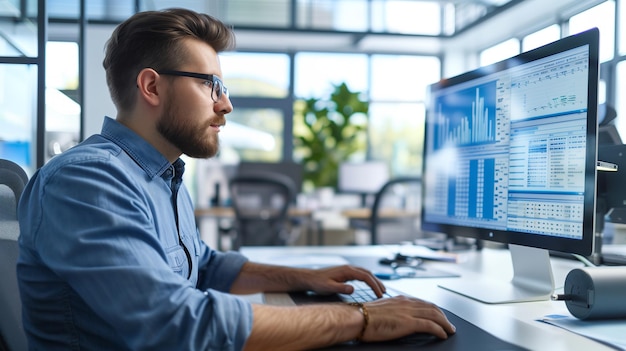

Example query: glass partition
[0,64,37,175]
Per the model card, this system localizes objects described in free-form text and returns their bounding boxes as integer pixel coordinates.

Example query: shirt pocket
[165,245,187,275]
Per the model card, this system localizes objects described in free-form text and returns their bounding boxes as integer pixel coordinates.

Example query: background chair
[367,176,422,245]
[0,159,29,351]
[227,172,296,250]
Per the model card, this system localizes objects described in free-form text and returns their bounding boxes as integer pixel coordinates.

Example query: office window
[371,1,442,35]
[370,55,440,102]
[45,41,80,163]
[297,0,368,31]
[369,55,438,176]
[569,0,615,63]
[522,25,560,52]
[47,42,78,90]
[479,38,519,67]
[46,0,134,20]
[620,0,626,55]
[294,53,368,98]
[453,3,488,34]
[220,52,290,98]
[614,61,626,140]
[221,108,284,163]
[221,0,291,27]
[368,102,425,176]
[0,64,37,174]
[1,0,38,57]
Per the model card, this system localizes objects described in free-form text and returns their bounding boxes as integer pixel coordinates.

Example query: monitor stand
[438,244,555,304]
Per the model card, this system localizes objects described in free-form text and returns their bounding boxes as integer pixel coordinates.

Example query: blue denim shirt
[17,117,252,350]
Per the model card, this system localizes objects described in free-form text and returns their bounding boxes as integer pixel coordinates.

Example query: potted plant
[293,83,369,192]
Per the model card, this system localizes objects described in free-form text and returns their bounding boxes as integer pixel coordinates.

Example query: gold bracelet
[348,302,369,342]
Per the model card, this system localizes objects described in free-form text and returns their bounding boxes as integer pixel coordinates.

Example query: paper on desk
[539,314,626,350]
[397,244,459,262]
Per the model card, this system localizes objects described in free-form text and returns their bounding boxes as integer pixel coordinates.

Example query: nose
[216,95,233,115]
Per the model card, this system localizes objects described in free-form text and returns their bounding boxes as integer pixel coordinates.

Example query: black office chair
[227,172,296,250]
[369,177,422,245]
[0,159,29,351]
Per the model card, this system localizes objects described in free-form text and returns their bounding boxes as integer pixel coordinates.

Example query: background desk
[240,245,614,351]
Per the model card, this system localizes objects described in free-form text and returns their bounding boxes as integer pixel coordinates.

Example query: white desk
[240,245,614,351]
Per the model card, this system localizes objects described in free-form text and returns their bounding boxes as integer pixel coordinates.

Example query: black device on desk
[420,28,600,303]
[596,144,626,266]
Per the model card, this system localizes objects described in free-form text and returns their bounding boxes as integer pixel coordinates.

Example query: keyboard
[286,280,528,350]
[338,280,394,303]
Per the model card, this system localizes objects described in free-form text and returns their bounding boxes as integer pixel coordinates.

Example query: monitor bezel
[421,28,600,256]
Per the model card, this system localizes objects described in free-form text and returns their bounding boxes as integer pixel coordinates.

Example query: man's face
[156,93,222,158]
[156,38,233,158]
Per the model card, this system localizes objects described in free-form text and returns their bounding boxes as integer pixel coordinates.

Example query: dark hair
[103,8,235,112]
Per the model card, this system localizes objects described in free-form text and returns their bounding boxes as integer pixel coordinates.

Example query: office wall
[84,25,117,138]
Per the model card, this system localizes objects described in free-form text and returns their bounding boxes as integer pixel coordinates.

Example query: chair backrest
[228,172,296,250]
[0,159,29,351]
[237,161,304,197]
[370,176,422,245]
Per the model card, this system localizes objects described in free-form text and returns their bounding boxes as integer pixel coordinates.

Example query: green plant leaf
[294,83,369,190]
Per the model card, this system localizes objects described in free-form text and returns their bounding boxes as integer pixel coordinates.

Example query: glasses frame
[157,69,228,102]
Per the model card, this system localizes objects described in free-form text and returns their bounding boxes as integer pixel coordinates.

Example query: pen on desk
[550,293,573,301]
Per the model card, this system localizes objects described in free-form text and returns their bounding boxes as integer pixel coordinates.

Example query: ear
[136,68,163,107]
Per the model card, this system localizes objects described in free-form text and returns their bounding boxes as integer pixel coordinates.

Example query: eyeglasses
[158,70,229,103]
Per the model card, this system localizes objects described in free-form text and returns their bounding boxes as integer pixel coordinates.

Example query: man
[17,8,455,350]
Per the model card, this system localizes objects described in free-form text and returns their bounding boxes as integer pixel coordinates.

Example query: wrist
[348,302,369,342]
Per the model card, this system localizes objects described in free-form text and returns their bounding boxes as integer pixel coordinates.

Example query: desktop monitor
[421,28,600,304]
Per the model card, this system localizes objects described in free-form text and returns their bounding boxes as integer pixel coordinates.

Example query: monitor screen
[421,28,600,304]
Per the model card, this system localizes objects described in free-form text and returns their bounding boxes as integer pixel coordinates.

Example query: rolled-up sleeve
[197,249,249,292]
[202,290,253,350]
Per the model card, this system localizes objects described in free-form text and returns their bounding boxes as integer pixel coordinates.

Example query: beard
[156,96,224,159]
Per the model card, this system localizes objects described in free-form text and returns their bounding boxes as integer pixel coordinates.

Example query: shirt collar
[100,116,183,179]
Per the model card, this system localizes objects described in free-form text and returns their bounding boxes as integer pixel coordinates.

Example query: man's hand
[297,265,386,298]
[235,262,457,351]
[361,296,456,341]
[244,294,456,351]
[230,262,385,296]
